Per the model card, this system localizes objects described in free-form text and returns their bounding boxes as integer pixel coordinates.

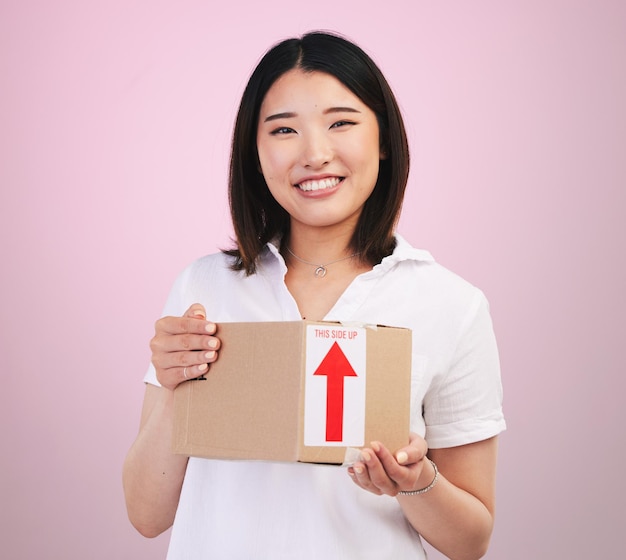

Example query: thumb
[395,433,428,466]
[185,303,207,319]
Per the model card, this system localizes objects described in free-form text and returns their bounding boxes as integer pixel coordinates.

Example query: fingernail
[205,323,216,334]
[361,450,371,462]
[204,351,216,361]
[198,363,208,372]
[371,441,381,452]
[354,465,364,474]
[396,451,408,465]
[194,312,206,319]
[208,338,218,349]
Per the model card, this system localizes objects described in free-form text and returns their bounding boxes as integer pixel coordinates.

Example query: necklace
[286,247,360,278]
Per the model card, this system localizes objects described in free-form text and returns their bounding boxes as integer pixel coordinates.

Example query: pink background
[1,1,624,558]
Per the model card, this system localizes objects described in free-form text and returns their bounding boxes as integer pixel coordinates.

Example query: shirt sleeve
[423,290,506,448]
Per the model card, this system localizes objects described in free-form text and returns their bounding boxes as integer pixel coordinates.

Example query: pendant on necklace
[285,246,360,278]
[314,266,327,278]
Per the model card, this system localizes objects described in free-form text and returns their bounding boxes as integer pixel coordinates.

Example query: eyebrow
[263,106,361,123]
[264,112,296,123]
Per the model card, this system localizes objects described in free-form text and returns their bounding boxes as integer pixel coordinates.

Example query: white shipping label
[304,325,367,447]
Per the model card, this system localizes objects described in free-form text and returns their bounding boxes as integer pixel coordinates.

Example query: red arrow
[313,341,358,442]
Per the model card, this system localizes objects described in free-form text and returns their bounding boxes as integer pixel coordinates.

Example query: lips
[295,177,343,192]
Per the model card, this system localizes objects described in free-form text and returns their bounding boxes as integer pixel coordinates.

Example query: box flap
[173,322,304,461]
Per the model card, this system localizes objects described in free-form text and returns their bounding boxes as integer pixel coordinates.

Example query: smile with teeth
[296,177,343,192]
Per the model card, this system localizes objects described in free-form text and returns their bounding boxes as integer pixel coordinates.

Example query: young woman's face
[257,69,383,235]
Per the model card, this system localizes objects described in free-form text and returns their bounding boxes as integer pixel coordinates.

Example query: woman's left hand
[347,432,433,496]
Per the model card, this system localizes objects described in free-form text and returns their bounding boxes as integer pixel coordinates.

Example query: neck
[286,222,356,264]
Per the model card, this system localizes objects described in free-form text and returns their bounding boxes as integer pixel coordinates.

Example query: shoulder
[386,234,485,311]
[176,251,240,285]
[162,252,240,312]
[180,243,281,282]
[187,250,237,272]
[163,245,288,322]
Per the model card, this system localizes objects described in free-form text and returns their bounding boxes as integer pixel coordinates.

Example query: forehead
[260,69,365,112]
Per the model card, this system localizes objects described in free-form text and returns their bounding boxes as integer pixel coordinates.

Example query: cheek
[352,144,382,183]
[258,146,285,181]
[350,130,381,163]
[257,151,286,199]
[259,158,277,185]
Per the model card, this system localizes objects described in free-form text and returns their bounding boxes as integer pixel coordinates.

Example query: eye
[330,120,356,129]
[270,126,296,135]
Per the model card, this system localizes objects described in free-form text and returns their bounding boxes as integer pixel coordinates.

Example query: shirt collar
[265,237,284,263]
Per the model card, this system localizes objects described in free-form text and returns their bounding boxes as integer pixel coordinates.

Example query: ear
[379,135,389,159]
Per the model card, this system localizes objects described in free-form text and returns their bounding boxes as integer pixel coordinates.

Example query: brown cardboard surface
[173,321,411,464]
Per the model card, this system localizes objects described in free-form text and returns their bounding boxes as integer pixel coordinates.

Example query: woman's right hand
[150,303,221,391]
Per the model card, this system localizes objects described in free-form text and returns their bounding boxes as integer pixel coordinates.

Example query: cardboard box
[172,321,411,464]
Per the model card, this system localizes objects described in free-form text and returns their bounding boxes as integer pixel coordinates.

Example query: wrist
[398,459,439,496]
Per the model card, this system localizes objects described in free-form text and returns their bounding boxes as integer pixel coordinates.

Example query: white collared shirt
[145,235,505,559]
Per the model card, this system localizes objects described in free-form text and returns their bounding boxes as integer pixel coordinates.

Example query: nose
[301,131,332,169]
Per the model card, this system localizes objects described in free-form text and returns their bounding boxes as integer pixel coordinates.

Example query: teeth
[297,177,341,192]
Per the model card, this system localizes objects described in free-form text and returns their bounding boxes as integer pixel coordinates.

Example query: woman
[123,31,505,560]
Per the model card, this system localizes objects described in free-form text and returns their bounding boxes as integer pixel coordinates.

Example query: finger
[181,362,209,381]
[370,441,418,491]
[347,466,367,490]
[185,303,207,319]
[157,361,209,390]
[360,445,398,494]
[395,435,428,467]
[152,347,219,371]
[350,459,383,495]
[151,332,220,354]
[155,314,216,336]
[395,444,428,466]
[372,441,405,474]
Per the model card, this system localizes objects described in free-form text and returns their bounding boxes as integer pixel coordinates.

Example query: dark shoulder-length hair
[224,31,409,274]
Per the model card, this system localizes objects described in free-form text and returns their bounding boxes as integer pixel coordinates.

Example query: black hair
[225,31,409,274]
